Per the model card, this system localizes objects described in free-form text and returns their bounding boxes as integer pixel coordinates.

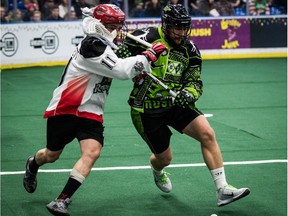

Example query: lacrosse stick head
[161,4,191,45]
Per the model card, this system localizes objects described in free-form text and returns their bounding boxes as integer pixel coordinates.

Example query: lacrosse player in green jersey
[116,4,250,207]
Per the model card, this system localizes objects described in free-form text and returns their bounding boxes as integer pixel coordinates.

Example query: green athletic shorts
[130,106,203,154]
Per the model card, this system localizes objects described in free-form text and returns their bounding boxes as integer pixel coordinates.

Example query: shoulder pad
[80,36,107,58]
[184,40,201,57]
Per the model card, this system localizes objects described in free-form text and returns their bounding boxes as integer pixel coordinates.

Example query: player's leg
[23,115,76,194]
[46,117,104,215]
[131,109,172,192]
[183,115,250,206]
[150,146,172,171]
[46,139,102,216]
[23,148,63,193]
[183,115,223,170]
[150,147,173,193]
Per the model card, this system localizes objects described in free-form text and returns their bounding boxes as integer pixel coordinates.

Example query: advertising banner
[190,18,250,50]
[1,16,287,68]
[1,21,84,66]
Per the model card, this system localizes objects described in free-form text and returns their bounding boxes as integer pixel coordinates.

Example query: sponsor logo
[30,31,59,54]
[0,32,18,57]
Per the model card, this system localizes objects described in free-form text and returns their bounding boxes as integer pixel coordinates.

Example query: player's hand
[174,90,195,109]
[116,44,132,59]
[132,71,147,84]
[142,42,168,62]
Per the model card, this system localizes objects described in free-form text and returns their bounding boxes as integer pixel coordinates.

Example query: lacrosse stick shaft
[123,32,176,98]
[146,73,177,97]
[123,31,152,48]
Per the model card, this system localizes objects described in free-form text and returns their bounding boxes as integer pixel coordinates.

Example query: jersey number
[101,54,116,70]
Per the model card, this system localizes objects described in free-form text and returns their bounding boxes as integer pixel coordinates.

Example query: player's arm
[116,28,158,58]
[182,41,203,99]
[174,43,203,109]
[76,35,166,80]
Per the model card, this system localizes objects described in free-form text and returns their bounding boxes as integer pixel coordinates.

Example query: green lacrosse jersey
[121,26,203,113]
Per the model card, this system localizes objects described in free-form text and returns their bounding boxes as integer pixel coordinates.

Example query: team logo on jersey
[30,31,59,54]
[0,32,18,57]
[93,77,112,94]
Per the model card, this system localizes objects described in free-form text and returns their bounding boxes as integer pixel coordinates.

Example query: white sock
[210,167,228,190]
[70,168,85,184]
[150,162,164,175]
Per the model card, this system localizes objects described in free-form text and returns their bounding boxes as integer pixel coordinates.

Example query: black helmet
[161,4,191,34]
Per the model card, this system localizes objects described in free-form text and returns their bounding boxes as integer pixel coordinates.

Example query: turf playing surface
[1,58,287,215]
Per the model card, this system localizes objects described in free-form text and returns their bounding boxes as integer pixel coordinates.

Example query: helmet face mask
[161,4,191,45]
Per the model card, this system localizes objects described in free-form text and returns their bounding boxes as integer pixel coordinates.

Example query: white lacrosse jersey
[44,35,150,123]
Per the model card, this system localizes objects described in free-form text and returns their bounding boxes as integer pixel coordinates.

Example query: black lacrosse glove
[174,90,195,109]
[116,44,132,59]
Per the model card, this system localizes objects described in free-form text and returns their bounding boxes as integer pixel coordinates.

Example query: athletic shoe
[23,156,37,193]
[152,169,172,193]
[46,198,72,216]
[217,184,250,207]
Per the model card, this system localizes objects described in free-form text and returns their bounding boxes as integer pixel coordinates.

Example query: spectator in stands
[189,0,213,16]
[69,10,78,20]
[1,6,10,23]
[144,0,162,17]
[24,0,39,9]
[31,10,42,21]
[36,0,46,13]
[10,9,24,22]
[210,0,235,16]
[249,0,270,15]
[129,0,145,17]
[47,5,64,20]
[59,0,75,20]
[228,0,242,8]
[23,2,39,21]
[41,0,55,20]
[228,0,246,15]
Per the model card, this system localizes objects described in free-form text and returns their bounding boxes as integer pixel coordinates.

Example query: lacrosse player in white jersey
[23,4,167,216]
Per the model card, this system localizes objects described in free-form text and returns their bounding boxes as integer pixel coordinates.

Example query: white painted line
[1,159,287,175]
[204,113,213,118]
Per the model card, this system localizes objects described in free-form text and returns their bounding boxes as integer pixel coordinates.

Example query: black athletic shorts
[46,115,104,151]
[131,106,203,154]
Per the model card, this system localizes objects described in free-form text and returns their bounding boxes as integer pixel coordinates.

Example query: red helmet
[93,4,125,24]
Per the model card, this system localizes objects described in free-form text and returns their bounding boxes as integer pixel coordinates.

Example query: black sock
[57,178,82,200]
[29,156,40,174]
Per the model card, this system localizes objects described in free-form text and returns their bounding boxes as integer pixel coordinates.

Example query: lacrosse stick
[121,31,177,98]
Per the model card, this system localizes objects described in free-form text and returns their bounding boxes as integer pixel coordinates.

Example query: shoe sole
[218,188,250,207]
[46,206,70,216]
